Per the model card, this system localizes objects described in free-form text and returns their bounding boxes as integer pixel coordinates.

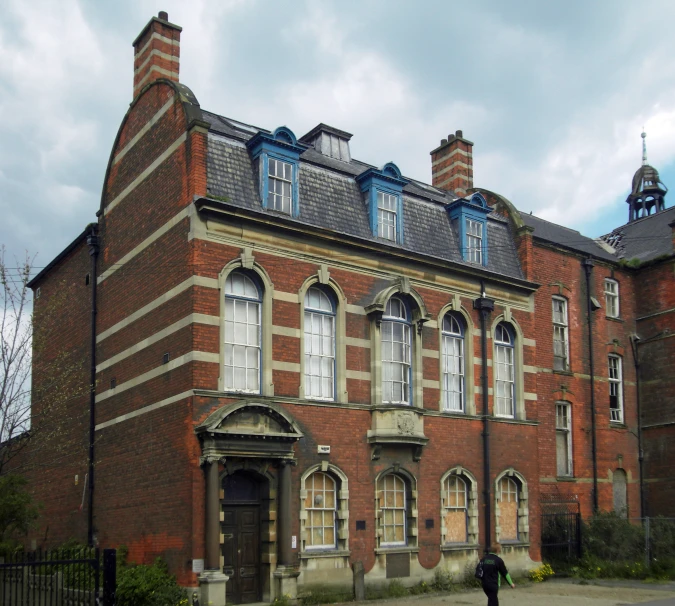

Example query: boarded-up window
[443,475,467,543]
[613,469,627,518]
[499,477,518,541]
[379,474,406,546]
[305,472,336,549]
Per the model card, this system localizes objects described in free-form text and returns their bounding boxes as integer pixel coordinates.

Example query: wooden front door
[222,474,262,604]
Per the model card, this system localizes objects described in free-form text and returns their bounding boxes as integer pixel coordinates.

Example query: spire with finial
[641,129,648,166]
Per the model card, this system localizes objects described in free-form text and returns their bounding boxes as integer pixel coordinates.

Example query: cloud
[2,0,675,268]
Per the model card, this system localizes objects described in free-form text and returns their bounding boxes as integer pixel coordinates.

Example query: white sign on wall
[192,559,204,574]
[291,535,297,549]
[317,445,330,454]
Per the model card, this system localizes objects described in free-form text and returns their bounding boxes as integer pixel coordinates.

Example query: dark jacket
[481,553,512,588]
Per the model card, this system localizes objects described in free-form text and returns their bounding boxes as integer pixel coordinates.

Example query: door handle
[240,567,246,576]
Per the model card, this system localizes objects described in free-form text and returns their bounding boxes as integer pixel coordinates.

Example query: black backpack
[474,558,484,579]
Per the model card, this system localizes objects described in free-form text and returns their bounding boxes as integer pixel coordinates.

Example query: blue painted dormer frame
[355,162,408,244]
[246,126,308,218]
[446,192,491,266]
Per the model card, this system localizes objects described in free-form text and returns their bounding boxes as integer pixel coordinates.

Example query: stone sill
[552,369,574,377]
[610,422,627,429]
[299,550,350,560]
[499,542,530,549]
[556,476,576,482]
[606,316,624,323]
[490,417,539,427]
[441,544,480,553]
[375,546,419,555]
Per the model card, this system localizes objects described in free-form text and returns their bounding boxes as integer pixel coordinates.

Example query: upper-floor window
[224,272,261,393]
[268,157,293,214]
[246,126,305,218]
[604,279,619,318]
[442,313,465,412]
[609,355,623,423]
[494,323,515,417]
[552,297,569,371]
[303,471,337,550]
[382,297,412,405]
[304,287,335,401]
[466,219,483,264]
[378,473,407,546]
[556,402,572,477]
[377,191,398,241]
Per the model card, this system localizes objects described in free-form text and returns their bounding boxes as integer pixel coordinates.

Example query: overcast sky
[2,0,675,273]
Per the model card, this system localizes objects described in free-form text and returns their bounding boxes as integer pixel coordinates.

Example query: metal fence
[0,547,116,606]
[541,511,582,570]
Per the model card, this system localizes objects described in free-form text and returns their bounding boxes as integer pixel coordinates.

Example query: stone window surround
[374,467,418,550]
[218,252,275,396]
[490,314,526,420]
[440,466,479,546]
[437,301,476,415]
[299,462,350,555]
[494,468,529,545]
[298,269,348,404]
[366,280,431,408]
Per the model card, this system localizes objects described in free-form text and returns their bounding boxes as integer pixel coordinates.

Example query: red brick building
[24,12,674,604]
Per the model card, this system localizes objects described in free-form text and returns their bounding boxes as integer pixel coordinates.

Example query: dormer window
[356,162,408,245]
[268,158,293,213]
[246,126,307,218]
[466,218,483,264]
[446,192,490,266]
[378,191,398,240]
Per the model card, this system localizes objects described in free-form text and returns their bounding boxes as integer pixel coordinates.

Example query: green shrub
[386,579,408,598]
[461,560,482,589]
[582,511,643,561]
[116,553,186,606]
[431,567,455,592]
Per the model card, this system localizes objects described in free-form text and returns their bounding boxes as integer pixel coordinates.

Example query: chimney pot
[455,129,463,138]
[441,139,447,145]
[158,11,169,20]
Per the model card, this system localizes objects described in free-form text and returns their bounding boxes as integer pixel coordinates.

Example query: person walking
[480,547,515,606]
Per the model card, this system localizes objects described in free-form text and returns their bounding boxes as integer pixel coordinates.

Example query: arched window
[382,297,412,405]
[304,471,337,549]
[443,475,468,543]
[224,272,261,393]
[498,477,519,541]
[379,473,407,546]
[304,287,336,400]
[442,313,465,412]
[494,323,515,417]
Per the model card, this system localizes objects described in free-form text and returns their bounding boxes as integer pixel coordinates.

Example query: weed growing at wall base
[529,563,555,582]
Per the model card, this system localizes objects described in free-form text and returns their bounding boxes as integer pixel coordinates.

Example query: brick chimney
[132,11,182,99]
[430,130,474,196]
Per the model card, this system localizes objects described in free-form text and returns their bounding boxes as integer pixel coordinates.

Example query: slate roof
[519,212,617,262]
[600,206,675,262]
[202,110,524,281]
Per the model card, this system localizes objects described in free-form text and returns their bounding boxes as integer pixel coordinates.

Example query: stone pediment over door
[196,402,304,461]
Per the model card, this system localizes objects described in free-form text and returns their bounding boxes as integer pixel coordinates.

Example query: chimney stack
[132,11,182,99]
[430,130,474,197]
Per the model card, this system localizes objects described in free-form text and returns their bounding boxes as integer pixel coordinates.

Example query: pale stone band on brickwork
[103,131,187,217]
[113,97,175,165]
[432,160,472,180]
[345,370,370,381]
[95,351,218,403]
[134,49,179,77]
[98,206,191,283]
[97,275,218,342]
[434,174,471,190]
[272,361,301,373]
[431,147,471,167]
[97,313,220,371]
[95,389,193,431]
[134,65,179,92]
[135,32,180,62]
